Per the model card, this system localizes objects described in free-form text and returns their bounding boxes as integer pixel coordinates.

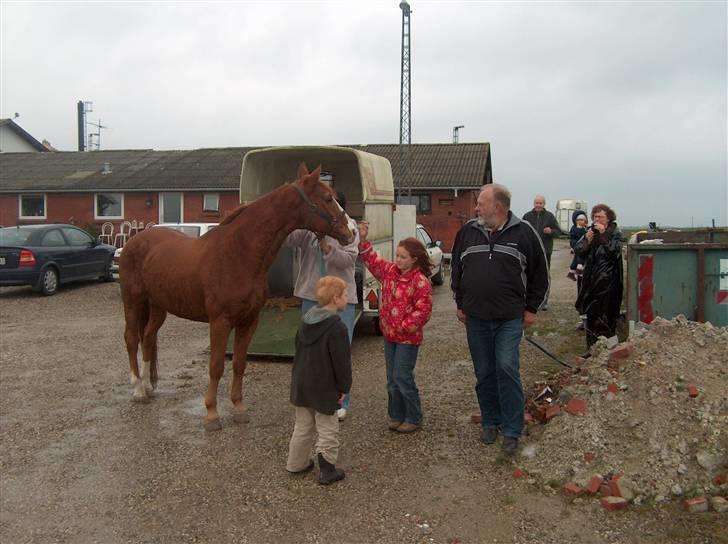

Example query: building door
[159,193,183,223]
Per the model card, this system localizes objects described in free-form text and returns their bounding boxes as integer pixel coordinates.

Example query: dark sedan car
[0,224,116,295]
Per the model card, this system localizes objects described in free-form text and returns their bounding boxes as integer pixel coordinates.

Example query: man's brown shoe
[396,422,420,433]
[388,420,403,431]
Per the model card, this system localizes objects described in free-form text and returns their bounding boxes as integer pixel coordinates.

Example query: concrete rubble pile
[516,315,728,511]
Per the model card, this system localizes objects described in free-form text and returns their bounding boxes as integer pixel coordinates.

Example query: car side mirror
[435,240,443,248]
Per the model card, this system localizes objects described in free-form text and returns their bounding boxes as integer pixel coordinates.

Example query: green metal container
[626,229,728,326]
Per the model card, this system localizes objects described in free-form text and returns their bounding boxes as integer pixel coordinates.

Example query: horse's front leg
[230,316,260,424]
[204,317,232,431]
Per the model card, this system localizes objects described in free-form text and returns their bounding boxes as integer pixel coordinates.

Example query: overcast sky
[1,1,726,227]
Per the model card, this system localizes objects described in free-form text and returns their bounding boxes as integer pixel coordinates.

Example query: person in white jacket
[285,191,359,421]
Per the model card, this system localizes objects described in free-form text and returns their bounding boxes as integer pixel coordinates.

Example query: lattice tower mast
[399,0,412,198]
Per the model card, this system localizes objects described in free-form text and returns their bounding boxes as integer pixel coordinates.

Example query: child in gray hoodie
[286,276,352,485]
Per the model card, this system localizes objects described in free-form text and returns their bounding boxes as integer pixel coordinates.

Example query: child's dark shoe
[317,453,345,485]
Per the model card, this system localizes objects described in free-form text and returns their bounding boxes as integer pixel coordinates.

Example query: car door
[38,228,78,279]
[60,226,105,279]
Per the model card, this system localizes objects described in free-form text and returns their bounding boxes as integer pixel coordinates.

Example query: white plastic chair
[114,221,132,248]
[99,222,114,244]
[129,219,140,236]
[145,222,156,230]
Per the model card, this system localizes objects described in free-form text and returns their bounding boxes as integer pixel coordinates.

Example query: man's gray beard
[477,216,496,229]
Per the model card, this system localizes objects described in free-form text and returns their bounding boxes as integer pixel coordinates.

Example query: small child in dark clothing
[567,211,588,281]
[286,276,352,485]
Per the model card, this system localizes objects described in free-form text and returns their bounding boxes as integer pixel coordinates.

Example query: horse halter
[293,182,349,234]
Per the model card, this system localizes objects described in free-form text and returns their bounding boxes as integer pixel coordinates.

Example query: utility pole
[399,0,412,200]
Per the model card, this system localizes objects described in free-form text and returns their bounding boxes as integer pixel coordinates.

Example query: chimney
[101,162,112,175]
[77,101,85,151]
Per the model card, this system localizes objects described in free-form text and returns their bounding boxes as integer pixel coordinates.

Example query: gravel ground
[1,239,725,544]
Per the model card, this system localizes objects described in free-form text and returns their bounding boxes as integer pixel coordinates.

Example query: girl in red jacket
[358,222,433,433]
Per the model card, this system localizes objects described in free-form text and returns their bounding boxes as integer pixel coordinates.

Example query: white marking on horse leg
[141,360,154,395]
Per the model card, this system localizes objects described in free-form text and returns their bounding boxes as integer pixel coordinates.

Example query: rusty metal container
[626,229,728,326]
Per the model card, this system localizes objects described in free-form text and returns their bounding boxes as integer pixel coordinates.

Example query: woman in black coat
[574,204,623,355]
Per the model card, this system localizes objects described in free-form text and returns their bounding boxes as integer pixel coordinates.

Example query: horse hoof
[232,411,250,424]
[132,395,150,404]
[203,418,222,432]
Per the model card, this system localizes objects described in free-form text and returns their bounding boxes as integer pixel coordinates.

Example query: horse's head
[293,162,355,246]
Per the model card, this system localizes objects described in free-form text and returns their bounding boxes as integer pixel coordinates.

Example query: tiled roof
[0,144,490,192]
[345,143,491,188]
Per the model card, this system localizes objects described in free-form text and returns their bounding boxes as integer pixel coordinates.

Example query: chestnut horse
[119,163,354,430]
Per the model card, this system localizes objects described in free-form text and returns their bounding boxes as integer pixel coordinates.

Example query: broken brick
[608,343,635,361]
[532,406,547,423]
[687,385,699,398]
[683,497,709,514]
[545,404,561,420]
[599,485,612,496]
[513,468,527,479]
[601,496,629,511]
[562,482,584,496]
[586,474,604,494]
[583,451,595,462]
[608,474,625,497]
[470,413,481,424]
[713,473,726,485]
[607,368,620,379]
[607,383,619,395]
[565,398,587,416]
[574,356,587,367]
[524,413,534,424]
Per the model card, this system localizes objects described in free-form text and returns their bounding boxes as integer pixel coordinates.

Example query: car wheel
[39,267,59,296]
[431,264,444,286]
[102,256,115,282]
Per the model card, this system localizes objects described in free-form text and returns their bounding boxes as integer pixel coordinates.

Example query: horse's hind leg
[230,316,259,424]
[204,318,233,431]
[141,306,167,396]
[124,301,149,402]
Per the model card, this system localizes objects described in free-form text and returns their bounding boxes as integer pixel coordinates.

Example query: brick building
[0,143,491,250]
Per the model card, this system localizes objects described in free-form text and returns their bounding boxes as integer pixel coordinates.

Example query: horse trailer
[234,145,398,357]
[556,199,589,233]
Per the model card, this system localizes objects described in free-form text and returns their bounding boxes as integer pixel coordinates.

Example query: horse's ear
[309,165,322,181]
[297,162,310,180]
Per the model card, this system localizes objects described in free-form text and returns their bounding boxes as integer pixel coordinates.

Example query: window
[203,193,220,212]
[19,194,46,219]
[397,194,431,213]
[95,193,124,219]
[160,193,183,223]
[41,229,65,246]
[416,226,433,248]
[61,227,93,247]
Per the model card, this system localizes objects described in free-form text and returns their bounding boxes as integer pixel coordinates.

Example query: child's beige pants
[287,406,340,472]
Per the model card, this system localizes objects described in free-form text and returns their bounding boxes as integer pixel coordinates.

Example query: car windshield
[0,227,34,246]
[168,226,201,237]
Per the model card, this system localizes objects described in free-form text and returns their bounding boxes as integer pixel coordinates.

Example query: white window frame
[18,193,47,219]
[203,193,220,212]
[94,192,125,220]
[159,192,184,223]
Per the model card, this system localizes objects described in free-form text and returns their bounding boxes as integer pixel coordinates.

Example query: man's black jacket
[522,209,562,255]
[451,213,549,320]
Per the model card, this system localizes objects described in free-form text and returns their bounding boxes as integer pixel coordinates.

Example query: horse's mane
[219,204,248,226]
[219,182,297,227]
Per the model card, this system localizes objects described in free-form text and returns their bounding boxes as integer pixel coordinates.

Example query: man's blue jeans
[383,340,422,425]
[465,316,524,438]
[302,299,355,409]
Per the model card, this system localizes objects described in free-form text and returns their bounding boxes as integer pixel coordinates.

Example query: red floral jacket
[359,240,433,345]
